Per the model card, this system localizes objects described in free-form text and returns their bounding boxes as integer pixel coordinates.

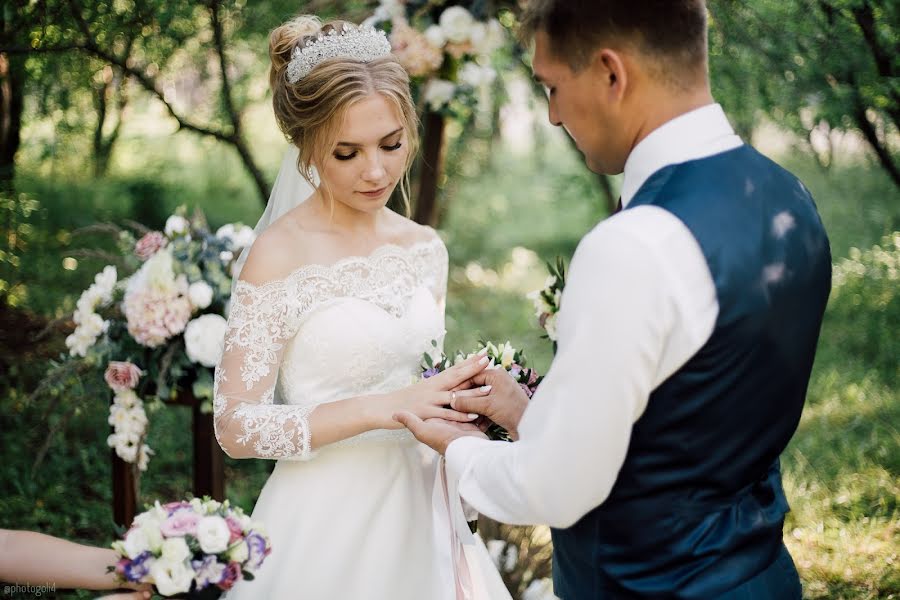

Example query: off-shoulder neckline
[234,236,445,291]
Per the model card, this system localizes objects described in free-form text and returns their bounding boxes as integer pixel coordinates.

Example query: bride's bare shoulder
[387,211,442,246]
[236,218,324,286]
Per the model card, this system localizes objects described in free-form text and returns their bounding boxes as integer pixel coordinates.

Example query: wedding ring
[451,391,457,404]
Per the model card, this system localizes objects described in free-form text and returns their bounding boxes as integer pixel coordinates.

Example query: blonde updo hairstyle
[269,16,419,214]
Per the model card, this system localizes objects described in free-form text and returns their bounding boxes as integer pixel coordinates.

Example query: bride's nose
[361,154,386,182]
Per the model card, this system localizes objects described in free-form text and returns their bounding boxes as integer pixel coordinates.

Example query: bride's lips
[358,185,389,199]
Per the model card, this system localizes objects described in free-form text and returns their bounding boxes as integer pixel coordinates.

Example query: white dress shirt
[445,104,744,528]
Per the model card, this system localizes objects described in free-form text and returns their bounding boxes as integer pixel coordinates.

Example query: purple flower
[245,532,270,570]
[508,364,523,379]
[123,551,153,582]
[423,367,440,379]
[519,383,534,399]
[192,555,226,589]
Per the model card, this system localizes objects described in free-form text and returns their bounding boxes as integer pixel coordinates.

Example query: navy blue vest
[551,146,831,599]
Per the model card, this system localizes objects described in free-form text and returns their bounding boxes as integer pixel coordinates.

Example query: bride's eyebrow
[336,128,403,148]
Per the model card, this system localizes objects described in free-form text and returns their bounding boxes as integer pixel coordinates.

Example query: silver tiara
[286,24,392,83]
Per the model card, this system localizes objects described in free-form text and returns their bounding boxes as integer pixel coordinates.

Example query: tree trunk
[414,111,446,226]
[853,102,900,189]
[0,52,24,194]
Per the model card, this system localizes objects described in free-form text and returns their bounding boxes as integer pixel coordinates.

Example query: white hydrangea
[424,24,447,48]
[215,223,256,251]
[439,6,475,44]
[459,63,497,88]
[188,281,214,310]
[107,391,152,470]
[184,314,228,368]
[424,79,456,110]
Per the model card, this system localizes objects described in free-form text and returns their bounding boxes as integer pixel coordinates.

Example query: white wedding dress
[213,237,511,600]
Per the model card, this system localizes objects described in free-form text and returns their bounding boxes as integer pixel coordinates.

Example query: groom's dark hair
[522,0,709,85]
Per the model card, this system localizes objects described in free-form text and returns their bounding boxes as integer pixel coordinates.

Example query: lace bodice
[213,238,448,460]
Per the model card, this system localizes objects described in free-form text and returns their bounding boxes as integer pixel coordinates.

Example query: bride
[213,15,512,600]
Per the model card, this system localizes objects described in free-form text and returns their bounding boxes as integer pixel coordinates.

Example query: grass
[1,124,898,598]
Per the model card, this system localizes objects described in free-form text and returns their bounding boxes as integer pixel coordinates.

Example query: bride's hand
[375,353,492,429]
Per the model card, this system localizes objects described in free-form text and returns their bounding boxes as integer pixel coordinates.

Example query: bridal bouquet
[364,0,507,114]
[111,497,271,598]
[422,340,543,441]
[526,257,566,348]
[41,206,254,471]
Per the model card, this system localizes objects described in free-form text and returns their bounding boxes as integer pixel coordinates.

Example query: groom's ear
[591,48,628,104]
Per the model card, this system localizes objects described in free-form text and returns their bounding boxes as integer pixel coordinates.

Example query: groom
[397,0,832,598]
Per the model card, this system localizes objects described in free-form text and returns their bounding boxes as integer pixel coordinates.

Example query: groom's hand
[393,412,488,455]
[452,369,530,441]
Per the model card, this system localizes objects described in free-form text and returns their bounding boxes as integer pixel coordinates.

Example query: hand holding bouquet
[111,497,271,599]
[422,340,543,442]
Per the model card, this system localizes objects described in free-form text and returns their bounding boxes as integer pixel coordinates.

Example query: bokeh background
[0,1,897,598]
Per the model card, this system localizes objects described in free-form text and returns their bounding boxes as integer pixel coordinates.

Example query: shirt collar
[620,103,743,207]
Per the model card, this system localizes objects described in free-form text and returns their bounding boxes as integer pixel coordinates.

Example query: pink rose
[163,501,191,515]
[160,511,200,537]
[134,231,167,261]
[218,562,242,590]
[104,361,143,392]
[225,516,244,544]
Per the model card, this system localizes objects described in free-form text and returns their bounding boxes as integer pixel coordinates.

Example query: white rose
[141,522,165,553]
[219,250,234,264]
[123,527,150,559]
[188,281,214,310]
[161,537,191,563]
[196,516,230,554]
[424,25,447,48]
[164,215,190,238]
[149,559,194,596]
[439,6,475,44]
[227,540,249,563]
[424,79,456,111]
[184,314,228,368]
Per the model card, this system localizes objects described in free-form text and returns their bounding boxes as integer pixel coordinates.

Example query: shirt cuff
[446,436,495,487]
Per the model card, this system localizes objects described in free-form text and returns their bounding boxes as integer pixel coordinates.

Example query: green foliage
[709,0,899,181]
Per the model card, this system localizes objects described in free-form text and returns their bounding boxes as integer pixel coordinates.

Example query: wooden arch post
[413,110,447,227]
[112,391,225,527]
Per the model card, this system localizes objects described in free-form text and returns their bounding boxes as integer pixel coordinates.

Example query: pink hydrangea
[134,231,167,261]
[104,361,143,392]
[123,286,192,348]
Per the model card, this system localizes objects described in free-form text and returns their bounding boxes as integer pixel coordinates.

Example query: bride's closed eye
[334,140,404,161]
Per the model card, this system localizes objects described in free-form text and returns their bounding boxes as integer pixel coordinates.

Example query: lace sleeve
[213,278,315,461]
